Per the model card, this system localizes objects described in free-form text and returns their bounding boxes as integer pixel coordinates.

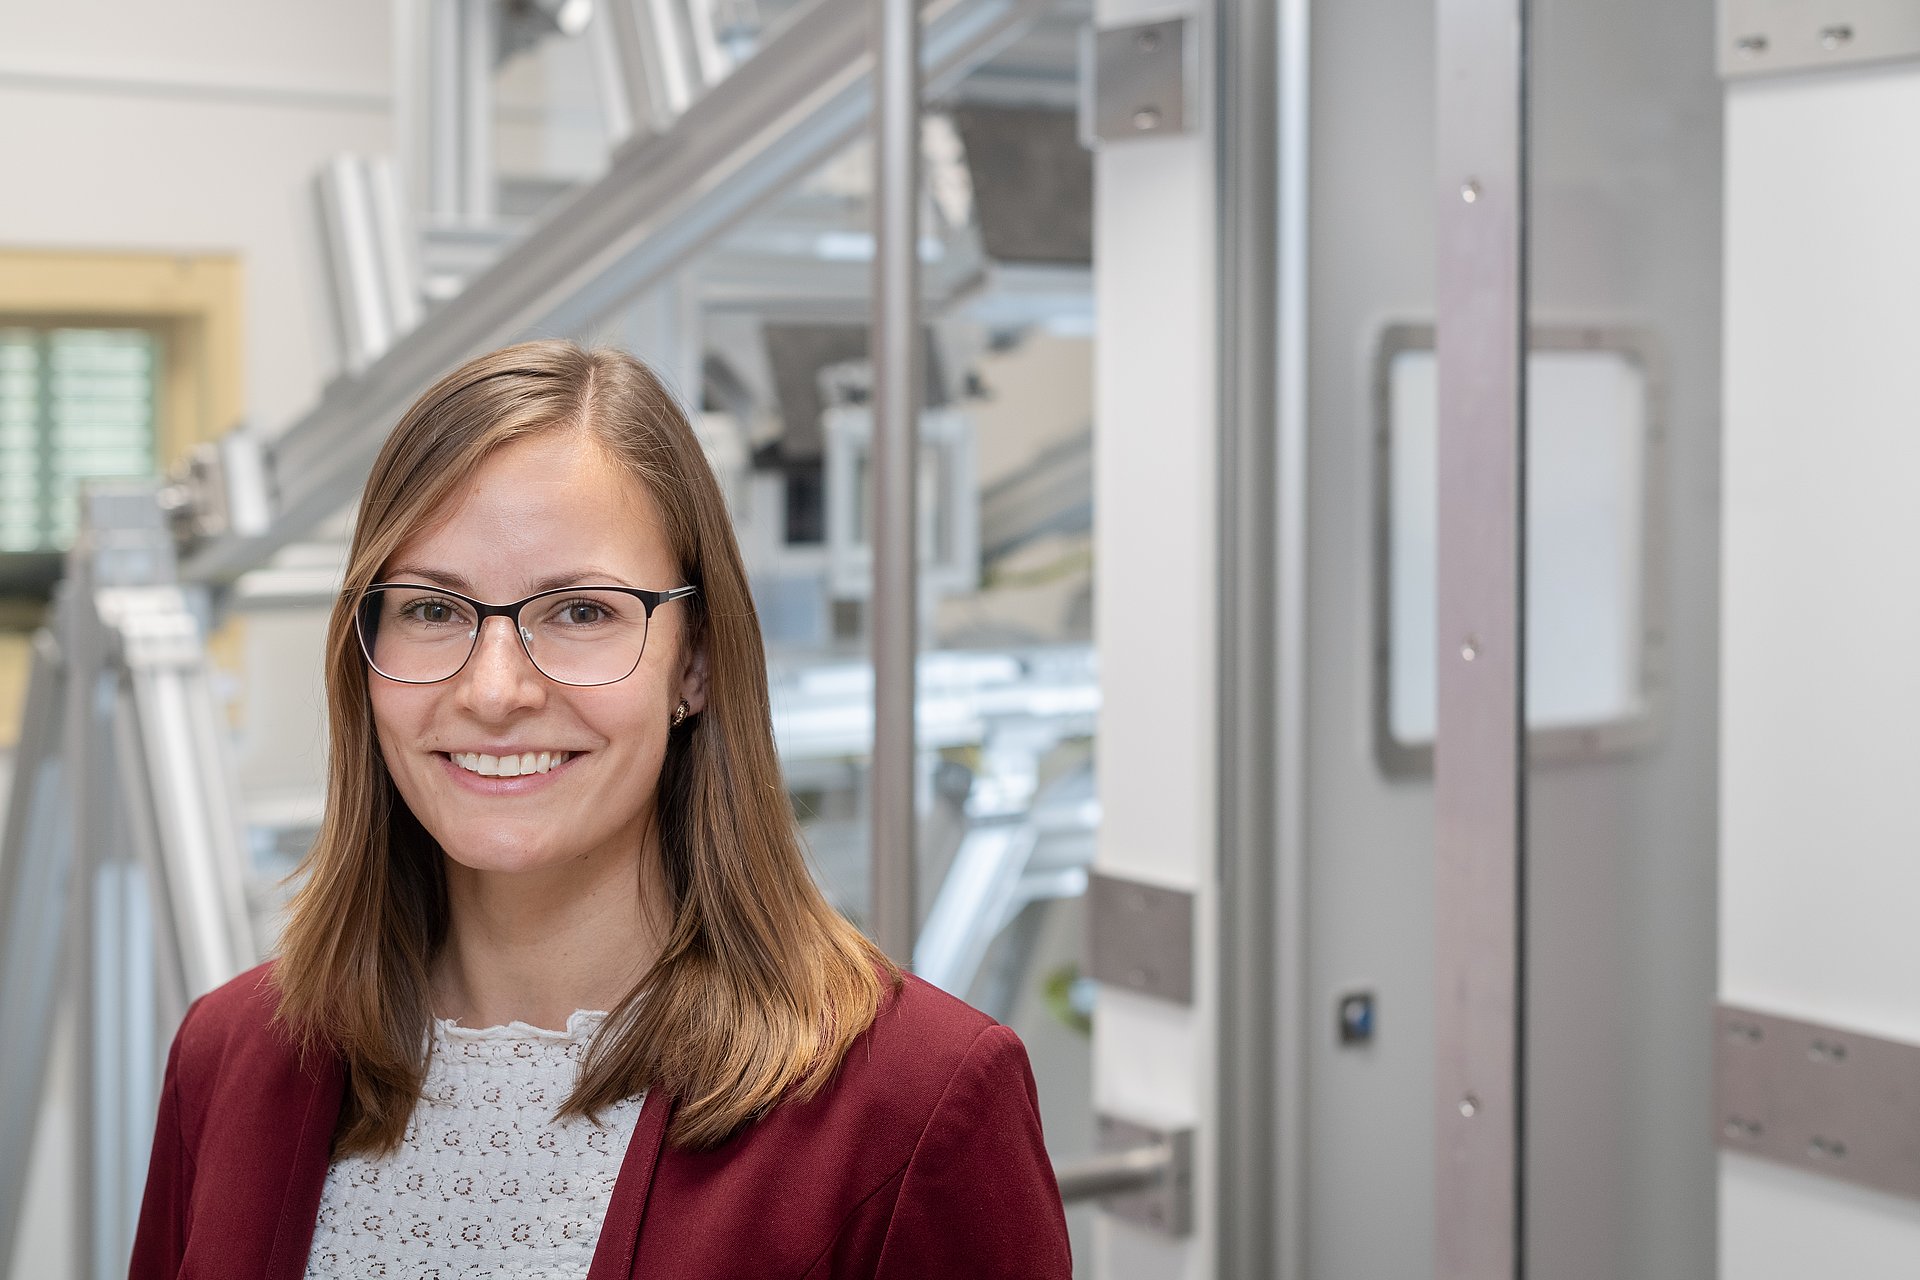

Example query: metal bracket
[1053,1116,1194,1236]
[161,432,273,547]
[1720,0,1920,79]
[1716,1004,1920,1201]
[1085,871,1194,1004]
[1080,18,1194,146]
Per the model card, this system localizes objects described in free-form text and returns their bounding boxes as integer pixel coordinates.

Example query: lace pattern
[305,1009,645,1280]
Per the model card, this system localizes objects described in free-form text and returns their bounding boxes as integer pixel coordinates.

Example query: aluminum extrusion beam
[0,632,69,1275]
[1215,0,1281,1270]
[182,0,1041,585]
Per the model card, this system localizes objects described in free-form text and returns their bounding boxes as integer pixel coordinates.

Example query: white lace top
[304,1010,646,1280]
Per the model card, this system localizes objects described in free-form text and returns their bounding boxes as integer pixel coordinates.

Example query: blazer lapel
[261,1052,345,1280]
[587,1093,675,1280]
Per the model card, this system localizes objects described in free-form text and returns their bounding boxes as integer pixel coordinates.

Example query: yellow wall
[0,248,245,746]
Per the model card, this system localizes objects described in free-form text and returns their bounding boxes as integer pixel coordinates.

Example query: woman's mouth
[445,750,574,777]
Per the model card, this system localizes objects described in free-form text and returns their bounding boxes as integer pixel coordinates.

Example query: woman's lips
[435,750,583,794]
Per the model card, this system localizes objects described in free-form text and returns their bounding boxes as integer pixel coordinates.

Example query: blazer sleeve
[128,1002,197,1279]
[872,1024,1072,1279]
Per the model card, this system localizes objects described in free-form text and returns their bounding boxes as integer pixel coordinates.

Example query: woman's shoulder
[860,970,1005,1068]
[169,959,323,1096]
[795,971,1039,1140]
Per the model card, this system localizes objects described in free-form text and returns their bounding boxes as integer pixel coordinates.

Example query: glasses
[355,582,699,687]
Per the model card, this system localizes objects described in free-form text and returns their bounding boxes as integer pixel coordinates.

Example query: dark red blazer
[130,962,1071,1278]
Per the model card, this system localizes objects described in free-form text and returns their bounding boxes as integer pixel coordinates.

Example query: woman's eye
[399,596,465,626]
[564,601,606,625]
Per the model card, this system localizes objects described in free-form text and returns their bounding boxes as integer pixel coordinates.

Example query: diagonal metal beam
[182,0,1043,585]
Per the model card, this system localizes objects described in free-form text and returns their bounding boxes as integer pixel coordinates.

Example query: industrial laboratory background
[2,0,1918,1276]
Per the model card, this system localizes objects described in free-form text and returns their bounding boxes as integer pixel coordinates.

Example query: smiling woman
[127,342,1071,1280]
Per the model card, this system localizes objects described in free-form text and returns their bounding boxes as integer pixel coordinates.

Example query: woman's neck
[430,845,669,1032]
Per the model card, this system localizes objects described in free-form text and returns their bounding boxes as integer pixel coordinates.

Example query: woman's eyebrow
[384,565,636,593]
[383,565,476,591]
[533,569,637,591]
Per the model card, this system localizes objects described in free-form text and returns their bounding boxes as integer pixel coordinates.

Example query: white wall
[0,0,395,434]
[0,5,393,1275]
[1092,0,1217,1275]
[1720,60,1920,1277]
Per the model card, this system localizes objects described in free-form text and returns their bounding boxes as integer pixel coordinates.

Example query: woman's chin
[439,841,574,879]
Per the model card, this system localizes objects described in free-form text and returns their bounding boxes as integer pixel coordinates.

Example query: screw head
[1133,106,1163,132]
[1461,637,1480,662]
[1458,1094,1480,1118]
[1461,180,1481,204]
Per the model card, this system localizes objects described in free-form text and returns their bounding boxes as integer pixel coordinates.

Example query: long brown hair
[273,340,898,1155]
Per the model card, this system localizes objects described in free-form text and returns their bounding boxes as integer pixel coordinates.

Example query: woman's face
[368,429,705,881]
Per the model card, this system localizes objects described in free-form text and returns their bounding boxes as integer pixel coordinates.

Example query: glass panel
[1382,336,1654,756]
[1523,0,1722,1272]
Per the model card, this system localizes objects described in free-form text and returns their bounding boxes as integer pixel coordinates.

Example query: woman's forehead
[381,431,678,587]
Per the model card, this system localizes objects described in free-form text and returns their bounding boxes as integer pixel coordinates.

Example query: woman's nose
[455,615,546,713]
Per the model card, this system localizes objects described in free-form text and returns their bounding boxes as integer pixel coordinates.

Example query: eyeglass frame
[353,581,700,687]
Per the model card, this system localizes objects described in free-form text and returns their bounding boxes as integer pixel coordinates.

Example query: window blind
[0,326,159,553]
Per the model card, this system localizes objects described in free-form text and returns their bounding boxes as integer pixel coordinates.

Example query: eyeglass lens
[357,588,650,685]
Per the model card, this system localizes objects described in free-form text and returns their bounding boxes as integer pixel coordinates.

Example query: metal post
[426,0,465,223]
[870,0,921,965]
[1433,0,1527,1276]
[1215,0,1282,1273]
[1273,1,1312,1273]
[423,0,495,226]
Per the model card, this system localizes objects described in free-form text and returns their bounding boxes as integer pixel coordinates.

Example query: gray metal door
[1298,0,1722,1273]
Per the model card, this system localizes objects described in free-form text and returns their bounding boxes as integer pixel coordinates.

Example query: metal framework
[182,0,1046,586]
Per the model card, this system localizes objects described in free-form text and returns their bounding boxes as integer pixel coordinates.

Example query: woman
[130,342,1072,1279]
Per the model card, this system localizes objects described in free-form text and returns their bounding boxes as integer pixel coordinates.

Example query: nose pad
[462,616,543,695]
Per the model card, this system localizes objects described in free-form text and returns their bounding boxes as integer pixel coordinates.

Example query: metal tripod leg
[65,558,147,1280]
[0,628,72,1275]
[0,484,263,1280]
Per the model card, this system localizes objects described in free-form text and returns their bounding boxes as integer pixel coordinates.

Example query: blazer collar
[588,1092,674,1280]
[255,1050,674,1280]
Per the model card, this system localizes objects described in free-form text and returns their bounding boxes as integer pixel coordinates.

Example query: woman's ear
[679,640,710,715]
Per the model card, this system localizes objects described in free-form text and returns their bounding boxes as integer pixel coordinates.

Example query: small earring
[671,699,690,727]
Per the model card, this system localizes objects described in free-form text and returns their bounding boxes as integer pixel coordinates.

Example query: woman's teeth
[448,751,572,778]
